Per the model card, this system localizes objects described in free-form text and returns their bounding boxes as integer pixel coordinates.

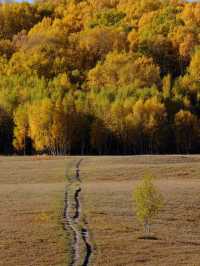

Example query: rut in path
[81,228,92,266]
[64,159,93,266]
[64,186,81,266]
[73,188,81,220]
[75,159,83,182]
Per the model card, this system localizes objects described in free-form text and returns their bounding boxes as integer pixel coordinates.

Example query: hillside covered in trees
[0,0,200,155]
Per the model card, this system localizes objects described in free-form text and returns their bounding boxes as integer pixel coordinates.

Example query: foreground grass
[0,156,72,266]
[1,155,200,265]
[80,156,200,265]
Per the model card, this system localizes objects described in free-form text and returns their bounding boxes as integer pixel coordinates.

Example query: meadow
[1,155,200,265]
[0,156,69,266]
[81,156,200,265]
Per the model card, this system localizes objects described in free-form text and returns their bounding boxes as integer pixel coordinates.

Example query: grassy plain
[0,156,71,266]
[1,155,200,266]
[80,156,200,265]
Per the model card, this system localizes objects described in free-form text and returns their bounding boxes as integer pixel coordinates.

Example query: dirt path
[64,160,92,266]
[64,186,81,266]
[73,188,81,220]
[81,228,92,266]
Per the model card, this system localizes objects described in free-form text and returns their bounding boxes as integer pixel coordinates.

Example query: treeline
[0,0,200,155]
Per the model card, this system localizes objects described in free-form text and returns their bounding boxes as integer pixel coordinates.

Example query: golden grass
[80,155,200,265]
[0,156,72,266]
[1,155,200,265]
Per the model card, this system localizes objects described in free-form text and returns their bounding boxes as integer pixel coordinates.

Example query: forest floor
[1,155,200,265]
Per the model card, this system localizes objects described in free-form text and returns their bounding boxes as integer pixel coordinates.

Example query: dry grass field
[0,156,71,266]
[1,155,200,266]
[80,156,200,266]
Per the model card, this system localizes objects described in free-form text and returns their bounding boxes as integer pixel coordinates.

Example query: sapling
[133,174,164,237]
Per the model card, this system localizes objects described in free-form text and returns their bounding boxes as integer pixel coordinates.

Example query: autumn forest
[0,0,200,155]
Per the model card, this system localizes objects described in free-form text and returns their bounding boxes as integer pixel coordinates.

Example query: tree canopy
[0,0,200,155]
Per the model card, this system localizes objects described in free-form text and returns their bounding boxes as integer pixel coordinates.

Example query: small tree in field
[133,174,164,237]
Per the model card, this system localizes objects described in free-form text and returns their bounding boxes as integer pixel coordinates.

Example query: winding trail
[81,228,92,266]
[63,159,93,266]
[73,188,81,220]
[63,186,81,266]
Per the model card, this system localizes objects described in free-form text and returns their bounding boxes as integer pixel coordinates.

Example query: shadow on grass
[138,236,159,240]
[177,240,200,246]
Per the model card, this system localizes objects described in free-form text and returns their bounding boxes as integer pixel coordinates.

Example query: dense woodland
[0,0,200,155]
